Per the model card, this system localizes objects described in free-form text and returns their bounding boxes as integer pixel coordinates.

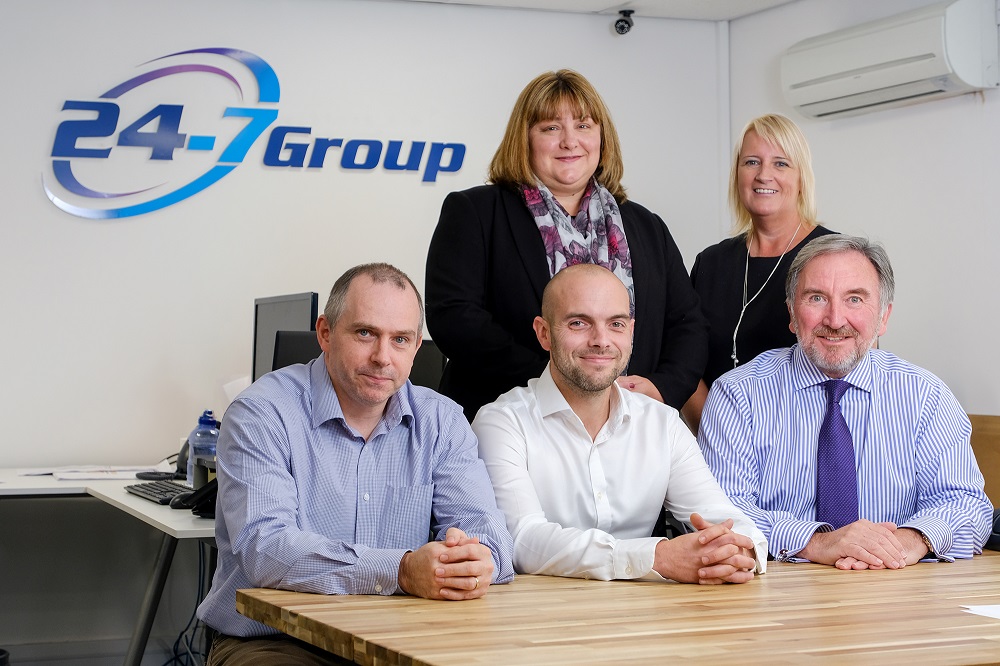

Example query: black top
[691,225,837,387]
[425,184,709,420]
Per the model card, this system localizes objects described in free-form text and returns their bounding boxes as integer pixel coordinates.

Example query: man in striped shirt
[699,235,991,569]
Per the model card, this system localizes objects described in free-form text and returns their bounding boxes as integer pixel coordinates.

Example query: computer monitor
[252,292,319,381]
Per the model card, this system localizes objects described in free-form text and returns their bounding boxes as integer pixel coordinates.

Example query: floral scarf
[522,179,635,315]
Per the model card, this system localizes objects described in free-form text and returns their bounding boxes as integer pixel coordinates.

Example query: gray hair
[324,262,424,331]
[785,235,894,315]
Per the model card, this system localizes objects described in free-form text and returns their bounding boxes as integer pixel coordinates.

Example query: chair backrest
[271,331,446,392]
[272,330,322,373]
[411,339,447,391]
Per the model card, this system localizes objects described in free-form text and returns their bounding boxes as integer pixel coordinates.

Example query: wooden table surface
[237,553,1000,665]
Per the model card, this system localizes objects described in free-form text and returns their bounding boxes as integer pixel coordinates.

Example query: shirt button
[596,492,603,500]
[625,566,632,575]
[375,584,383,593]
[363,493,370,501]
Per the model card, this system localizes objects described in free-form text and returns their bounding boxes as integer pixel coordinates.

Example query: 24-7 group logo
[43,47,466,220]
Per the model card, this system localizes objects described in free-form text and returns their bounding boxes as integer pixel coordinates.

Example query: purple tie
[815,379,858,529]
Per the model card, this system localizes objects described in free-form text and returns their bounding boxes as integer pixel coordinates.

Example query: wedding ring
[473,577,479,589]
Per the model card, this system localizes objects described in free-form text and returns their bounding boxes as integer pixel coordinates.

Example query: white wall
[0,1,726,660]
[730,0,1000,415]
[6,0,997,659]
[1,0,726,469]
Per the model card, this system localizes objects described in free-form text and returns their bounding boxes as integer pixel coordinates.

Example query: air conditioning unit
[781,0,999,118]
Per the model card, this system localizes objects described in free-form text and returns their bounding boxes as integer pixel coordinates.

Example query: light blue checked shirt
[699,345,991,563]
[198,356,514,637]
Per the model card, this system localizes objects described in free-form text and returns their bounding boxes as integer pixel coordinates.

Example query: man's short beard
[562,364,620,393]
[803,342,867,377]
[799,324,877,378]
[552,349,628,394]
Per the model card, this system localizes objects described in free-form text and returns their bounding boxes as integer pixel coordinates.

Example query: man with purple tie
[698,235,991,569]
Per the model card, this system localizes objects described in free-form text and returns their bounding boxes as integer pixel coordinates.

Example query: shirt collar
[308,353,413,431]
[790,344,874,393]
[536,363,573,418]
[536,362,629,433]
[607,381,629,432]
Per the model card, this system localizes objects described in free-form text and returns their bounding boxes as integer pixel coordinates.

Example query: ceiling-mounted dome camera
[614,10,634,35]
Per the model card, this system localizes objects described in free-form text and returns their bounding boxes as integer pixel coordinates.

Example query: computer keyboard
[125,479,192,504]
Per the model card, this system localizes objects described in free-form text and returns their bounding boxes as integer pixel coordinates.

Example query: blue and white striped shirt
[699,345,991,562]
[198,356,514,637]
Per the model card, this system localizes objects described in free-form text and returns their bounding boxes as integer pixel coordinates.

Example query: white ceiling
[387,0,800,21]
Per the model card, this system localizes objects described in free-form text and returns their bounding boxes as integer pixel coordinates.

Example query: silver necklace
[731,221,802,367]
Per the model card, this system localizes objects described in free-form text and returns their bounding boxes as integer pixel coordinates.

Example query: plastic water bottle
[186,409,219,488]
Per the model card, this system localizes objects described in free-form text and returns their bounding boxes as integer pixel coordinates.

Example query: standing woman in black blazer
[425,69,708,420]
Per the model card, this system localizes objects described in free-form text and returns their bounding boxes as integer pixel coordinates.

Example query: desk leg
[201,540,219,658]
[124,532,178,666]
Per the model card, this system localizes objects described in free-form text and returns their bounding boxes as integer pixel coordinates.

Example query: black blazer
[425,184,708,420]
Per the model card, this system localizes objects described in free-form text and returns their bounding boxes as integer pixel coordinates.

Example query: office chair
[411,339,447,391]
[988,509,1000,551]
[272,331,446,391]
[272,330,322,371]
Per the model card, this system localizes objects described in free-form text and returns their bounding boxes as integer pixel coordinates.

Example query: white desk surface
[0,469,215,539]
[86,481,216,539]
[0,468,92,495]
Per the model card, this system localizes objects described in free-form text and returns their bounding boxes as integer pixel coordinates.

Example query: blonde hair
[728,114,817,236]
[488,69,627,202]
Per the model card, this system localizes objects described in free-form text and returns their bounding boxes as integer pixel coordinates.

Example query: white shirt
[473,364,767,581]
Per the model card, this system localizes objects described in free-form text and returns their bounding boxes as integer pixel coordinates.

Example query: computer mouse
[136,471,177,481]
[169,491,195,509]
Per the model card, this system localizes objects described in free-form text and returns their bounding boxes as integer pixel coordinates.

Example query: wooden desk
[238,554,1000,665]
[970,414,1000,506]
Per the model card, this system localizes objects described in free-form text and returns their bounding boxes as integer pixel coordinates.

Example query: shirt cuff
[751,541,768,573]
[771,519,829,562]
[354,548,408,595]
[612,537,662,580]
[899,517,954,563]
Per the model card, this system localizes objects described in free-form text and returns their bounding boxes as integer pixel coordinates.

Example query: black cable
[161,541,210,665]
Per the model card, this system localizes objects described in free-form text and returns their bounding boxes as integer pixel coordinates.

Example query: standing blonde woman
[684,114,836,432]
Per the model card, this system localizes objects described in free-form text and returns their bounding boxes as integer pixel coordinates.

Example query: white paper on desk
[54,470,156,480]
[22,462,174,480]
[963,605,1000,620]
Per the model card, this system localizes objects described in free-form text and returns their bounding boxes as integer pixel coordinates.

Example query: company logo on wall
[43,48,466,219]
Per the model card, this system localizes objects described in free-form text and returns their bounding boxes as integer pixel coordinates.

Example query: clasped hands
[799,520,929,570]
[653,513,757,585]
[397,527,494,600]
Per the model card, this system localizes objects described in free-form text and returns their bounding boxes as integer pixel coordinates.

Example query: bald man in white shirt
[473,263,766,583]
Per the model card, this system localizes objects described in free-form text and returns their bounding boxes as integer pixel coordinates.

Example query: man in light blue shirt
[198,263,514,663]
[700,235,991,569]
